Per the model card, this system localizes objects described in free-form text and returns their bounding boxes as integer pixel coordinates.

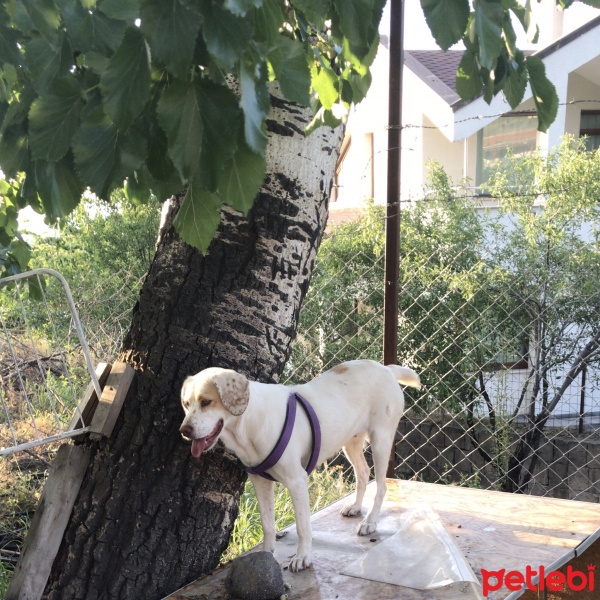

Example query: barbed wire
[386,99,600,131]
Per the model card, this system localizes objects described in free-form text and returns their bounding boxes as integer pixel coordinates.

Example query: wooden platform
[164,479,600,600]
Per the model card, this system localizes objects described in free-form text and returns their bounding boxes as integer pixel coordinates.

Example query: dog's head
[179,367,249,458]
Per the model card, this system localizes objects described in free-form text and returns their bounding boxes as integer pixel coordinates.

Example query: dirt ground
[520,538,600,600]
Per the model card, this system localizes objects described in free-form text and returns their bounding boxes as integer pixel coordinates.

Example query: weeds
[222,462,354,562]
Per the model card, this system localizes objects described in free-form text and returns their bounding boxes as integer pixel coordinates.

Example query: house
[330,11,600,219]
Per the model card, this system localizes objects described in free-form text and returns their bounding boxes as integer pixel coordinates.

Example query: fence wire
[281,192,600,505]
[0,269,142,455]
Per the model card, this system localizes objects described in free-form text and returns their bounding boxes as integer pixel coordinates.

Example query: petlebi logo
[481,564,595,597]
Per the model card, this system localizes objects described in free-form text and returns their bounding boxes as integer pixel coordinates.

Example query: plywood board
[68,362,112,431]
[5,444,92,600]
[165,479,600,600]
[89,361,135,440]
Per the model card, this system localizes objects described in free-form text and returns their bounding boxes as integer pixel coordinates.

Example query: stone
[225,552,285,600]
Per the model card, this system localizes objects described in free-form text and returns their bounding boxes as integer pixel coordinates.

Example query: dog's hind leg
[357,430,394,536]
[340,432,369,517]
[249,474,276,553]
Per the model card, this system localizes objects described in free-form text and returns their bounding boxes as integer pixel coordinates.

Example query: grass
[222,461,355,562]
[0,450,51,597]
[0,449,355,595]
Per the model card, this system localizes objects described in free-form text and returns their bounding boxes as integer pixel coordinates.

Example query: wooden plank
[88,361,135,440]
[6,443,92,600]
[166,479,600,600]
[68,362,112,431]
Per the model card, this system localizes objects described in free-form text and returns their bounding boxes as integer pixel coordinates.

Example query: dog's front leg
[285,473,312,572]
[249,474,276,553]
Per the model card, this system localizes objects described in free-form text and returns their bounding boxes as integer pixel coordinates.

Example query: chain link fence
[282,179,600,505]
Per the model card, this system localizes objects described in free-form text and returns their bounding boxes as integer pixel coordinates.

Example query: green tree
[294,143,600,493]
[483,137,600,492]
[0,0,583,273]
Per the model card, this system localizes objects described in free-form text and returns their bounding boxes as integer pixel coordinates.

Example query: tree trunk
[44,87,343,600]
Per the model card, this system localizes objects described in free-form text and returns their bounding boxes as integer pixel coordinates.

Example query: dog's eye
[201,399,212,407]
[182,399,189,409]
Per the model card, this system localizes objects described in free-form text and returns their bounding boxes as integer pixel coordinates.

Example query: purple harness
[244,392,321,482]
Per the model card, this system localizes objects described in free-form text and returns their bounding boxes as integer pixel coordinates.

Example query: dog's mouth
[190,420,224,459]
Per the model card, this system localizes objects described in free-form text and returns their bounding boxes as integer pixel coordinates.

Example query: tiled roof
[406,50,464,95]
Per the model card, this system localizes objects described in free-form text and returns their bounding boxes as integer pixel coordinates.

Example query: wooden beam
[88,361,135,440]
[68,362,112,431]
[5,444,92,600]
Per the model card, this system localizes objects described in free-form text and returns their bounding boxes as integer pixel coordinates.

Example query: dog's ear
[211,370,249,416]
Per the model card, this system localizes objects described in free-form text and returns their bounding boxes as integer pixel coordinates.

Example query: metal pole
[385,0,404,478]
[579,363,587,434]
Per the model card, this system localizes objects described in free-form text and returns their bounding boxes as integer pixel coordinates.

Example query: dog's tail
[386,364,421,389]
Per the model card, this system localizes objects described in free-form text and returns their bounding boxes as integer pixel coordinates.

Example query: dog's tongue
[191,437,207,459]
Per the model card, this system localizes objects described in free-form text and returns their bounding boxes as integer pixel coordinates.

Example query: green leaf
[293,0,330,30]
[10,239,32,271]
[13,0,61,41]
[305,105,343,135]
[29,78,82,162]
[0,13,23,67]
[421,0,469,52]
[224,0,264,17]
[333,0,372,53]
[0,124,29,178]
[348,69,371,104]
[172,183,222,251]
[98,0,139,21]
[25,35,73,95]
[124,169,151,204]
[503,50,527,109]
[269,36,311,106]
[219,140,266,213]
[526,55,558,133]
[253,0,283,46]
[141,0,203,77]
[62,1,127,55]
[239,57,270,154]
[201,1,253,69]
[156,79,204,181]
[34,155,84,220]
[340,31,379,77]
[474,0,505,70]
[101,27,151,127]
[456,45,482,101]
[73,109,147,197]
[28,273,46,300]
[195,80,244,190]
[311,66,338,110]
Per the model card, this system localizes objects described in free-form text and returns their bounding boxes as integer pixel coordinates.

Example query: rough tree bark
[43,87,343,600]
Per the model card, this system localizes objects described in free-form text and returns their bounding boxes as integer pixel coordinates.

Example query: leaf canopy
[0,0,579,273]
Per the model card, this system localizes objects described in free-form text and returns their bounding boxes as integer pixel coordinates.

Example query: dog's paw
[262,539,276,554]
[340,503,362,517]
[288,553,312,572]
[357,519,377,536]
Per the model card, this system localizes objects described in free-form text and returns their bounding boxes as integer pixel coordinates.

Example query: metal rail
[0,268,102,455]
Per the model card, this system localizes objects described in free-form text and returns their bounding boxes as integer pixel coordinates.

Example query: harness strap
[244,392,321,482]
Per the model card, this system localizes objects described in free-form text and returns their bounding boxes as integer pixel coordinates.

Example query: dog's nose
[180,424,193,438]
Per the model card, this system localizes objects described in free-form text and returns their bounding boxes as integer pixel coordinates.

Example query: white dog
[179,359,420,572]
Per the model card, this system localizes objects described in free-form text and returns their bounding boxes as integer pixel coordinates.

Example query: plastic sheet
[341,503,484,599]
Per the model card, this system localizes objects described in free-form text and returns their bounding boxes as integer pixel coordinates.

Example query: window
[476,114,538,186]
[331,134,351,203]
[580,111,600,151]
